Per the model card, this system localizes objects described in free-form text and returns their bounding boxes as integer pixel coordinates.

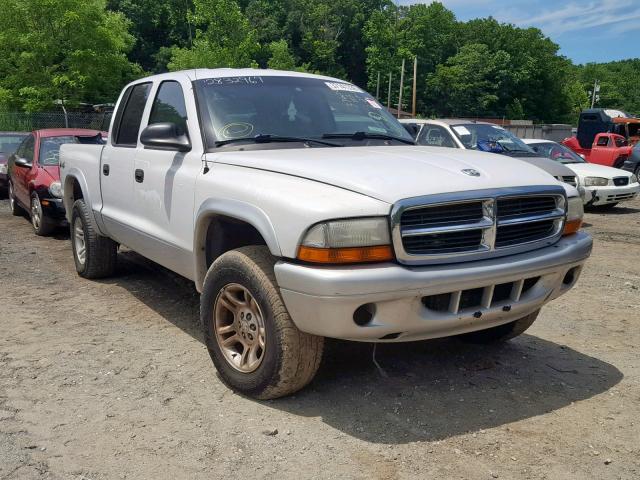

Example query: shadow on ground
[586,205,640,215]
[102,250,623,444]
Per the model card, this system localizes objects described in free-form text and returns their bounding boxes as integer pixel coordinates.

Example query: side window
[596,136,609,147]
[148,81,189,136]
[17,135,35,161]
[418,125,456,148]
[114,83,151,147]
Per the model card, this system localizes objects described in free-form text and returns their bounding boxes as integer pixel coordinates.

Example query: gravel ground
[0,196,639,480]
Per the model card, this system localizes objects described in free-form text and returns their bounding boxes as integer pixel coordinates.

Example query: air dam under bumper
[275,232,592,342]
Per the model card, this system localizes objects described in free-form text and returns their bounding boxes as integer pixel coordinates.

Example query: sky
[401,0,640,64]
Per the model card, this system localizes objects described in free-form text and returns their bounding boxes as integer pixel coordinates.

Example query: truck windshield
[451,124,536,155]
[194,76,413,150]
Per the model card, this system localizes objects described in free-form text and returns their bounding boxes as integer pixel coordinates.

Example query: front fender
[193,198,281,291]
[62,168,105,235]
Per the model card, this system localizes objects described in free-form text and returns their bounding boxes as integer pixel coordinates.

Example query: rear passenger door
[131,79,200,279]
[100,82,151,246]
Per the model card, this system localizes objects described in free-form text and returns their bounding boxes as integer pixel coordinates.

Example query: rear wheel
[30,193,55,236]
[71,199,117,279]
[8,182,23,216]
[458,310,540,344]
[202,246,324,399]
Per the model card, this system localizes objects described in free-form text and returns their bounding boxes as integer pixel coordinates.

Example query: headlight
[563,196,583,236]
[0,164,7,175]
[48,181,63,198]
[583,176,608,187]
[298,217,393,264]
[631,174,638,184]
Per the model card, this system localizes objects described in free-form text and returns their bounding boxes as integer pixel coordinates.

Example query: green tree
[425,43,513,117]
[168,0,258,70]
[364,2,457,111]
[0,0,142,112]
[106,0,194,72]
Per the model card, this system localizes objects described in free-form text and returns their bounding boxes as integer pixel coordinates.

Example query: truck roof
[126,68,350,87]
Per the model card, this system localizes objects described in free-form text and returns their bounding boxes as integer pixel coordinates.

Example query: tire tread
[72,199,117,279]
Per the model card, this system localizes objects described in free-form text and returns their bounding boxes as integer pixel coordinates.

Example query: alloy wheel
[213,283,266,373]
[73,217,86,266]
[31,196,42,231]
[8,183,15,211]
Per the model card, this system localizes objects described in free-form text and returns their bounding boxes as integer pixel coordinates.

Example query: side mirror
[140,122,191,152]
[14,157,32,168]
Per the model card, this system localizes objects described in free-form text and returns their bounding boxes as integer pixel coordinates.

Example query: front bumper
[586,184,640,206]
[275,232,592,342]
[39,197,67,222]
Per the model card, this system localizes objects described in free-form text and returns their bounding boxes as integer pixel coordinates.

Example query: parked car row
[5,129,104,235]
[400,119,640,209]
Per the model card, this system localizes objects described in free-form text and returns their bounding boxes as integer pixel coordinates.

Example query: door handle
[134,169,144,183]
[103,164,110,176]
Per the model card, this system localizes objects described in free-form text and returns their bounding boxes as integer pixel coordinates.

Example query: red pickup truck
[563,133,633,168]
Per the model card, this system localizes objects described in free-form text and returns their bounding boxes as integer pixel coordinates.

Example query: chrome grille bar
[391,186,567,265]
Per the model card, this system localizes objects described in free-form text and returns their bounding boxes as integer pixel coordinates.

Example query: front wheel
[201,246,324,399]
[71,199,118,279]
[31,193,55,236]
[8,182,24,216]
[458,310,540,344]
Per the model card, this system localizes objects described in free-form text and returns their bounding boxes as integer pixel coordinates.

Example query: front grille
[401,202,483,227]
[394,188,566,264]
[403,229,483,255]
[496,219,556,247]
[497,196,557,219]
[613,177,629,186]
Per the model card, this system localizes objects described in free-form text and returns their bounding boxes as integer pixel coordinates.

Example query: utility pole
[412,56,418,118]
[590,79,600,109]
[387,72,392,109]
[376,72,381,100]
[397,58,405,119]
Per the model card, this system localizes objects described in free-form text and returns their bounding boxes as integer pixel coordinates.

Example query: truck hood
[207,146,562,204]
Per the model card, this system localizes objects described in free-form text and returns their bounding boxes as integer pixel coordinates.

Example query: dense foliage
[0,0,637,122]
[0,0,143,112]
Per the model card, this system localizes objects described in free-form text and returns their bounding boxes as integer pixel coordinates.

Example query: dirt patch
[1,197,639,479]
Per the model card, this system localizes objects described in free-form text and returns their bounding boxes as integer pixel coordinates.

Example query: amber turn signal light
[298,245,393,264]
[562,219,582,236]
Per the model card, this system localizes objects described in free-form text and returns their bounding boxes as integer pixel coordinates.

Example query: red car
[7,129,104,235]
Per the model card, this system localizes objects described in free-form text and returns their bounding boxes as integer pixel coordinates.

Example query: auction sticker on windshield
[453,126,471,136]
[325,82,362,92]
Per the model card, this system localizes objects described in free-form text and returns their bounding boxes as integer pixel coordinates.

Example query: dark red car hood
[42,165,60,183]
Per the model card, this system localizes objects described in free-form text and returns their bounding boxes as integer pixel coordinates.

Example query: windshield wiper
[215,134,342,147]
[322,131,416,145]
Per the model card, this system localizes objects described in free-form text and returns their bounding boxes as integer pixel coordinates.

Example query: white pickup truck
[60,69,592,399]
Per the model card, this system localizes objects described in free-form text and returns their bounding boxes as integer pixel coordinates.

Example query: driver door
[10,134,35,207]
